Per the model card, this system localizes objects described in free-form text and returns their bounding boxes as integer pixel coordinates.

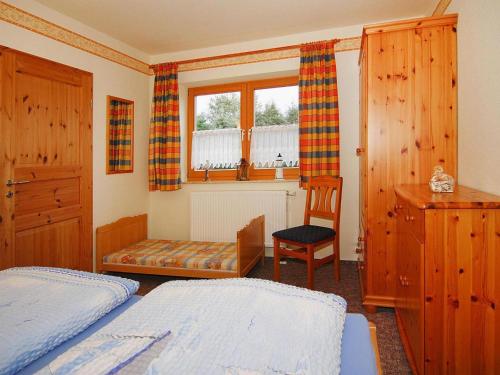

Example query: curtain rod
[149,36,360,71]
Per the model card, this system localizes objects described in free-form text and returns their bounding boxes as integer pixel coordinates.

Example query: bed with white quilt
[0,267,380,375]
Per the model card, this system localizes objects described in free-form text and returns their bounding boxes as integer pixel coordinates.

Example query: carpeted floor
[112,259,411,374]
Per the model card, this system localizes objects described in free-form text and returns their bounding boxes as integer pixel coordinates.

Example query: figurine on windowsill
[275,153,284,180]
[236,158,249,181]
[429,165,455,193]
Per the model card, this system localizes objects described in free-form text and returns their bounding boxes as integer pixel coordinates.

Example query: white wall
[447,0,500,195]
[0,2,151,265]
[149,47,360,261]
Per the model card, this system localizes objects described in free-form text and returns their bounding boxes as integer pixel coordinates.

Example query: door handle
[6,179,31,187]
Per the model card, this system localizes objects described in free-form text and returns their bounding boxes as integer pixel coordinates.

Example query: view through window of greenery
[254,85,298,126]
[195,92,240,130]
[194,86,298,130]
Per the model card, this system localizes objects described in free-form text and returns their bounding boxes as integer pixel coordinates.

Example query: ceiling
[35,0,437,55]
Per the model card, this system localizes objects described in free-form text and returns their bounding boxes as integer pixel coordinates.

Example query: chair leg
[307,245,314,290]
[334,237,340,281]
[273,238,280,282]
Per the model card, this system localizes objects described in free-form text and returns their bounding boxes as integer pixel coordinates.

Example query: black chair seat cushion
[272,225,336,244]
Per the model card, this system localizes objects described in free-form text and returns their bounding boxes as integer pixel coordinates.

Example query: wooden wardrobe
[0,47,93,271]
[357,15,458,311]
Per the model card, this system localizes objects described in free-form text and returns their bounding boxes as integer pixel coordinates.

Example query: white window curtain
[191,128,242,169]
[250,124,299,168]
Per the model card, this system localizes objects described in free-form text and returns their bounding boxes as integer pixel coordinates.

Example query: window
[188,77,299,181]
[191,91,242,171]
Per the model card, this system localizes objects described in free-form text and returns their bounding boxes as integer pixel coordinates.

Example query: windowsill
[183,179,299,185]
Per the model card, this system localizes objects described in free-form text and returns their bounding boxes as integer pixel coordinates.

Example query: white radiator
[190,190,287,247]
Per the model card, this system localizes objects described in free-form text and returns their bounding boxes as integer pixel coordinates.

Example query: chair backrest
[304,176,343,232]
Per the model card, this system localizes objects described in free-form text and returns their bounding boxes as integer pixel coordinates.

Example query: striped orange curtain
[108,99,133,172]
[148,63,181,191]
[298,40,340,187]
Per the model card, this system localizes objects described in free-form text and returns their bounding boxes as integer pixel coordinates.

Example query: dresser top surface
[395,184,500,209]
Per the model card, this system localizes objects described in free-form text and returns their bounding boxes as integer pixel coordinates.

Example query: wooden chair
[273,176,343,289]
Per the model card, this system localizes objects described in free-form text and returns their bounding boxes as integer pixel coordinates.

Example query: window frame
[187,76,299,182]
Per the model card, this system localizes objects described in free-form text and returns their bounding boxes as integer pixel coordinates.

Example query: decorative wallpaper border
[177,37,361,72]
[0,1,151,75]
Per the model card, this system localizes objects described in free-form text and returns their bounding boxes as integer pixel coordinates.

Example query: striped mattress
[103,239,238,272]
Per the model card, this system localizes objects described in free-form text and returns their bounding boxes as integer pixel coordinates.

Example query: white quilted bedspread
[0,267,138,375]
[43,278,347,375]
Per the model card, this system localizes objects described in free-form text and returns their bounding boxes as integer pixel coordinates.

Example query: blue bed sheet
[341,313,378,374]
[20,297,377,375]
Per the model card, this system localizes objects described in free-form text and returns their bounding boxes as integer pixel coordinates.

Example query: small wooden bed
[96,214,265,278]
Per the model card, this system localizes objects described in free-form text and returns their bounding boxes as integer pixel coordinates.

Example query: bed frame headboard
[95,214,148,272]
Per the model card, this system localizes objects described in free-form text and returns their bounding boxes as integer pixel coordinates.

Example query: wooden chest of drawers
[395,184,500,374]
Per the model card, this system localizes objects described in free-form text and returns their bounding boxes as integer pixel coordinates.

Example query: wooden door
[397,230,424,373]
[403,231,424,374]
[395,196,425,374]
[395,199,409,312]
[0,48,92,271]
[358,41,369,297]
[358,45,368,229]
